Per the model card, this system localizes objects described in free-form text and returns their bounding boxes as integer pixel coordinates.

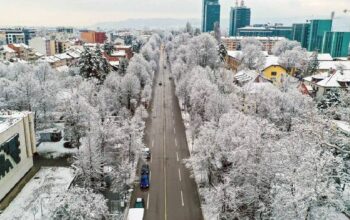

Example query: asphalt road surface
[130,45,203,220]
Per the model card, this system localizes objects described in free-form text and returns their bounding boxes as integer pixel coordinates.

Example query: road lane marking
[151,155,153,163]
[147,193,150,210]
[176,152,179,162]
[175,138,177,147]
[178,168,182,182]
[181,190,184,207]
[174,127,176,135]
[150,171,152,182]
[152,140,154,148]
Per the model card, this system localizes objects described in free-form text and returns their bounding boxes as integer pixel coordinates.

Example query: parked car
[134,198,144,208]
[140,174,150,189]
[159,82,162,86]
[143,148,151,160]
[141,164,149,175]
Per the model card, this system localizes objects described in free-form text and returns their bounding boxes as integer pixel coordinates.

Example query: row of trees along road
[165,27,350,220]
[0,33,163,219]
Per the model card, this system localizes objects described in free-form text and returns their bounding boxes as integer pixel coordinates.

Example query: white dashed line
[147,193,150,210]
[178,168,182,182]
[176,152,179,162]
[181,190,184,207]
[175,138,177,147]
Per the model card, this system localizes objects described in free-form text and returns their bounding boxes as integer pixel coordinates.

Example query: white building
[304,70,350,98]
[29,37,56,56]
[0,111,36,201]
[0,45,16,61]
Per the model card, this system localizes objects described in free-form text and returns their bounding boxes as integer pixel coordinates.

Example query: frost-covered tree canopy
[0,33,162,219]
[167,32,350,220]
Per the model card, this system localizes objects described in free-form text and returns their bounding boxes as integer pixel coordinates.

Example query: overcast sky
[0,0,349,27]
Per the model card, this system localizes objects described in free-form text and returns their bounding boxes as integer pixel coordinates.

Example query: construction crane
[331,9,350,20]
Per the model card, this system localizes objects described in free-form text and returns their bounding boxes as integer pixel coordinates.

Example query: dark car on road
[141,164,149,175]
[159,81,162,86]
[140,174,150,189]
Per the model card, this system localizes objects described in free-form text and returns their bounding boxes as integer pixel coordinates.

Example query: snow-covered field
[0,167,75,220]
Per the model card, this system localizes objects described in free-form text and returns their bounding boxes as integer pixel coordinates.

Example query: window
[271,72,277,76]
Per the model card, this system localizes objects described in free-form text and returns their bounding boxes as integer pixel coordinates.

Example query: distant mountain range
[92,18,202,30]
[91,15,349,32]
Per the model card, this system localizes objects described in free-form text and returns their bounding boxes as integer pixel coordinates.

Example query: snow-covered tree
[185,22,194,35]
[240,44,266,70]
[272,39,301,56]
[51,187,108,220]
[121,73,141,111]
[187,33,219,69]
[278,46,308,74]
[213,22,221,42]
[79,46,110,83]
[218,43,227,63]
[118,58,129,76]
[306,51,320,76]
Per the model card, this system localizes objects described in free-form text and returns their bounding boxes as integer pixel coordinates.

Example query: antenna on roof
[241,0,245,7]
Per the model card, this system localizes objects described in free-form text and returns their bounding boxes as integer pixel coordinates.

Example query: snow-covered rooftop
[54,53,71,60]
[307,52,333,61]
[116,45,131,49]
[0,110,31,133]
[319,61,350,70]
[264,55,280,69]
[227,50,269,60]
[316,70,350,88]
[1,45,15,53]
[234,70,259,84]
[111,50,126,57]
[66,51,80,58]
[109,61,120,67]
[12,43,29,49]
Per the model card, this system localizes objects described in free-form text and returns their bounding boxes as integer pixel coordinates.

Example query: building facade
[292,23,310,49]
[308,19,333,52]
[322,32,350,57]
[29,37,57,56]
[0,32,6,46]
[229,5,251,36]
[5,30,25,44]
[0,111,36,201]
[222,36,285,52]
[237,25,292,39]
[80,31,107,44]
[202,0,220,32]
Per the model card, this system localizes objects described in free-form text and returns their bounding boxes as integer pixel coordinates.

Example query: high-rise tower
[202,0,221,32]
[229,0,251,36]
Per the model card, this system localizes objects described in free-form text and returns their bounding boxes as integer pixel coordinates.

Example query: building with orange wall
[80,31,107,44]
